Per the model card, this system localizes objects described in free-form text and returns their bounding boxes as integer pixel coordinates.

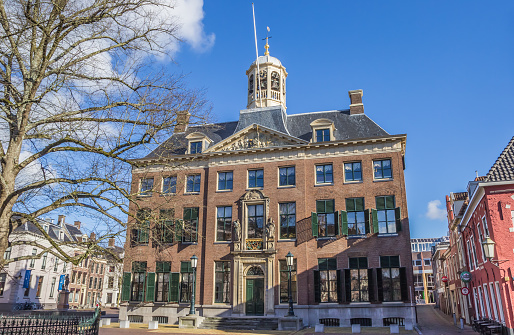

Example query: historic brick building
[411,237,447,304]
[120,43,414,328]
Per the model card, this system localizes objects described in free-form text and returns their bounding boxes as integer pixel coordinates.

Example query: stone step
[198,317,278,330]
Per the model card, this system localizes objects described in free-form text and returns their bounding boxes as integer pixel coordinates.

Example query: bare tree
[0,0,209,266]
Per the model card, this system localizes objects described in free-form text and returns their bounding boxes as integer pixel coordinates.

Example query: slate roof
[143,107,390,159]
[485,136,514,182]
[13,220,83,243]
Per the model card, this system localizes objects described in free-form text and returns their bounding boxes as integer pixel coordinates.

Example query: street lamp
[482,236,495,261]
[286,252,295,317]
[189,255,198,315]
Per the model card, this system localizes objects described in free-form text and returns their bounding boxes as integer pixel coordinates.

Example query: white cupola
[246,37,287,109]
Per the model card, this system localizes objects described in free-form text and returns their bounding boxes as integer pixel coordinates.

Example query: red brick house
[119,46,414,328]
[458,137,514,332]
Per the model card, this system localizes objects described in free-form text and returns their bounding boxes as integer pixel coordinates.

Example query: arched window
[249,74,254,94]
[247,266,264,276]
[259,70,267,90]
[271,71,280,91]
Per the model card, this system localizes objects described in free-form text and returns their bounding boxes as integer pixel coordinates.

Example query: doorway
[246,278,264,316]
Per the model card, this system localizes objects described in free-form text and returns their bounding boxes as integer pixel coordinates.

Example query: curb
[414,325,422,335]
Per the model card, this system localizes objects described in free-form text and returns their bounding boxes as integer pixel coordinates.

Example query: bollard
[390,324,399,333]
[314,323,325,333]
[148,320,158,329]
[453,313,456,325]
[102,318,111,326]
[405,320,413,330]
[351,323,361,333]
[119,320,130,328]
[460,318,464,329]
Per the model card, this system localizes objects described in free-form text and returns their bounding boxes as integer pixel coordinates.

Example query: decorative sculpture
[233,220,241,242]
[266,217,275,240]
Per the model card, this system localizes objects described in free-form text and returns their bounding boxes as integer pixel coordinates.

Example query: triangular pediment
[205,124,308,153]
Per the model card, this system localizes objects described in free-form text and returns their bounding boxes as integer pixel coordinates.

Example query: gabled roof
[485,136,514,182]
[13,220,84,243]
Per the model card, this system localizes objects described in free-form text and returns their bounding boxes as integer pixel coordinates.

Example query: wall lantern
[482,236,495,260]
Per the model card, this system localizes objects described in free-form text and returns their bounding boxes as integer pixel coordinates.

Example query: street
[416,304,476,335]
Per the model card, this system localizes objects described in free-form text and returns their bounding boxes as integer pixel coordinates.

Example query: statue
[233,220,241,242]
[266,218,275,240]
[64,274,70,291]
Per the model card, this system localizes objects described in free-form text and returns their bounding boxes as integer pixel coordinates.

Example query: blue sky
[166,1,514,238]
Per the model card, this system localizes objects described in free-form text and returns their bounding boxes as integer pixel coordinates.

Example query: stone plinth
[120,320,130,328]
[178,315,205,329]
[352,323,361,333]
[390,324,399,333]
[148,321,158,329]
[278,316,302,330]
[57,290,70,311]
[405,320,413,330]
[101,318,111,326]
[315,323,325,333]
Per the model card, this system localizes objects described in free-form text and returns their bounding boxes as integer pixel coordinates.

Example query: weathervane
[263,26,272,55]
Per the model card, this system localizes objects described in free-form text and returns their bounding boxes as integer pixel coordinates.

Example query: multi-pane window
[247,204,264,239]
[279,167,295,187]
[190,141,202,154]
[186,174,201,193]
[316,129,330,142]
[94,278,98,289]
[214,262,231,303]
[218,172,233,191]
[316,164,333,184]
[478,223,485,261]
[131,262,147,302]
[349,257,369,302]
[376,196,397,234]
[414,274,423,287]
[108,277,114,289]
[0,273,6,296]
[54,258,59,272]
[106,293,113,304]
[248,169,264,188]
[158,209,175,244]
[3,247,11,260]
[279,259,297,303]
[380,256,401,302]
[36,277,44,297]
[482,216,489,236]
[89,277,93,288]
[133,209,150,244]
[318,258,338,303]
[41,252,48,270]
[346,198,366,236]
[183,207,199,243]
[140,178,154,196]
[424,259,431,266]
[467,240,474,271]
[156,262,171,302]
[279,203,296,239]
[373,159,392,179]
[49,276,56,297]
[29,248,37,268]
[344,162,362,182]
[162,176,177,194]
[180,261,193,303]
[63,262,67,273]
[216,206,232,242]
[316,200,337,237]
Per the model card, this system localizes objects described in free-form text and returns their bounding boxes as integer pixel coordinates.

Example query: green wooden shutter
[334,211,339,235]
[395,207,402,232]
[121,272,131,301]
[344,269,351,303]
[311,212,318,238]
[364,209,370,234]
[313,270,320,303]
[340,211,348,236]
[336,269,342,303]
[376,268,383,302]
[146,272,156,302]
[367,268,375,302]
[372,209,378,234]
[169,272,180,302]
[400,267,408,301]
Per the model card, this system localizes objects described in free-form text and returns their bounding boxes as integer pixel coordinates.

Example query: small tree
[0,0,209,266]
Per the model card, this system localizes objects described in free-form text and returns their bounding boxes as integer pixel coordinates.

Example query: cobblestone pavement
[416,304,476,335]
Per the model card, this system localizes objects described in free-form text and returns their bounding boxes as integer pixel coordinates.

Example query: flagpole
[252,3,262,107]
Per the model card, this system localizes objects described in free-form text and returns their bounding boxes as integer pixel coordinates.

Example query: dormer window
[190,141,202,154]
[310,119,336,143]
[186,132,212,154]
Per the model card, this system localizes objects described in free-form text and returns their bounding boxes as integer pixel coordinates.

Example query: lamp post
[482,236,495,261]
[189,255,198,315]
[286,252,295,317]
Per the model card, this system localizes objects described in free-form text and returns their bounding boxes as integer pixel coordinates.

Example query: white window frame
[185,132,212,154]
[477,222,487,263]
[483,284,492,319]
[473,287,479,319]
[309,119,335,143]
[495,282,505,322]
[482,216,489,237]
[489,282,499,321]
[478,286,485,319]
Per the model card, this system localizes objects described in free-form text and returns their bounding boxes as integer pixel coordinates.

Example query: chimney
[58,215,65,226]
[74,221,81,230]
[108,238,115,248]
[174,111,191,133]
[348,89,364,115]
[90,232,96,241]
[77,236,82,242]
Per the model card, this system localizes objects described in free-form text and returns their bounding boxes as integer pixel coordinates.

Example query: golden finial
[264,26,271,56]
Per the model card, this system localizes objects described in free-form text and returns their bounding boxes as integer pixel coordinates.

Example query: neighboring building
[458,137,514,332]
[101,238,124,308]
[0,216,79,311]
[411,237,448,304]
[120,42,414,328]
[431,240,450,310]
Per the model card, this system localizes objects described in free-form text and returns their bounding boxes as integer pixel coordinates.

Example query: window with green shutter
[158,209,175,244]
[132,209,150,245]
[317,258,339,302]
[121,272,131,301]
[182,208,199,243]
[180,261,193,302]
[316,200,337,237]
[169,272,180,303]
[155,262,171,302]
[146,272,156,302]
[378,256,406,302]
[346,198,367,236]
[131,262,146,301]
[348,257,369,302]
[375,196,401,234]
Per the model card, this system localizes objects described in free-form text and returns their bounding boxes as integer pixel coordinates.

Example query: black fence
[0,308,100,335]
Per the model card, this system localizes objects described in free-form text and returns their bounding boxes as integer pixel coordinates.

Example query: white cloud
[425,200,447,220]
[173,0,215,52]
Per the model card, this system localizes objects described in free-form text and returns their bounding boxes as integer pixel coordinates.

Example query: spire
[264,26,271,56]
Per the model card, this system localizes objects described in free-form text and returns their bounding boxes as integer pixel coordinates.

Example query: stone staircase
[198,317,279,330]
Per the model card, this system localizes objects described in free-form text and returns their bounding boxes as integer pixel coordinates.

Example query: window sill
[347,235,366,239]
[349,301,371,305]
[277,185,296,189]
[378,233,399,237]
[246,187,264,191]
[373,178,393,183]
[344,180,363,184]
[184,192,200,195]
[278,239,297,242]
[180,242,198,245]
[314,183,334,187]
[136,195,153,198]
[317,236,337,240]
[216,189,233,193]
[159,193,176,197]
[213,241,232,244]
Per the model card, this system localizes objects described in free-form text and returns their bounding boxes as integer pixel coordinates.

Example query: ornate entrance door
[245,278,264,316]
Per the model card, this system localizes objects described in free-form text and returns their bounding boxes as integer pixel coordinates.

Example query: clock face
[271,71,280,91]
[259,70,267,90]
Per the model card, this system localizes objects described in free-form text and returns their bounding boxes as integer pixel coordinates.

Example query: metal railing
[0,308,100,335]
